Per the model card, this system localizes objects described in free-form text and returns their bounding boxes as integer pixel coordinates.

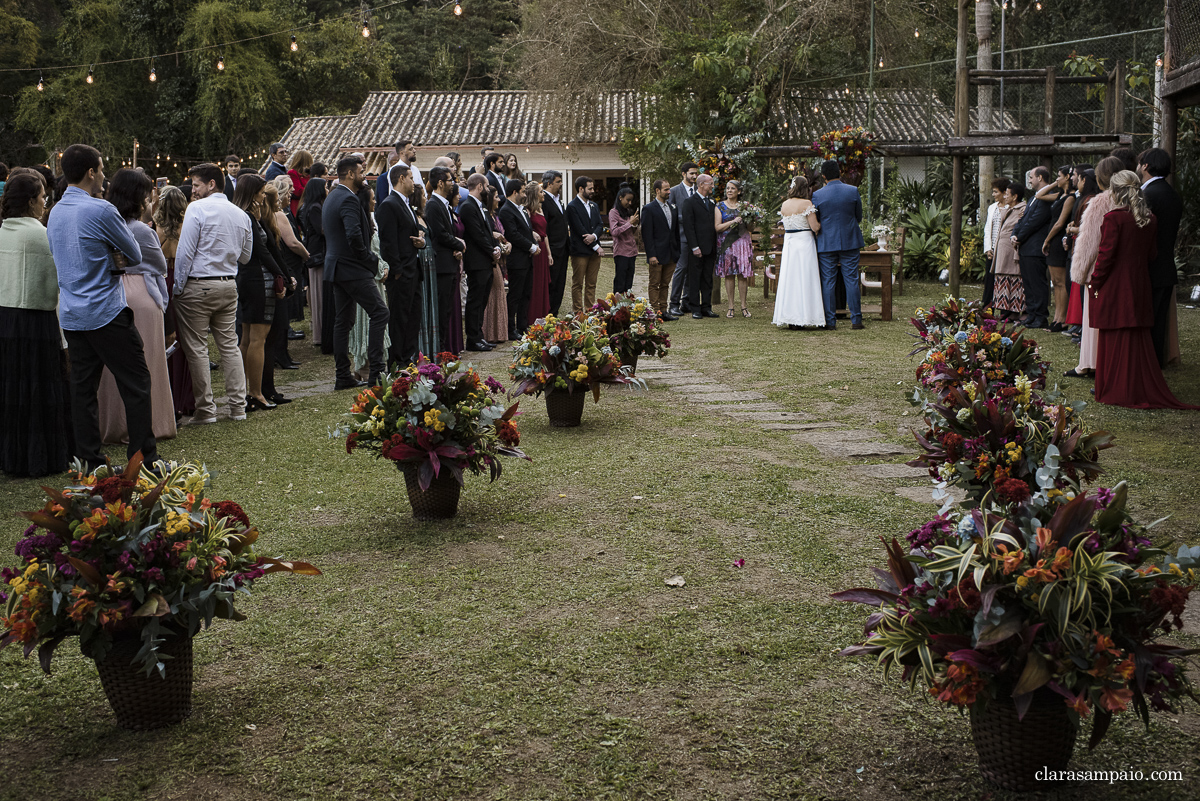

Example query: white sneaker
[187,416,219,425]
[230,413,247,421]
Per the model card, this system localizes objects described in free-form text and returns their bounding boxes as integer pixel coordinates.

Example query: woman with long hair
[504,153,525,183]
[1065,157,1122,378]
[96,168,176,444]
[770,175,824,329]
[714,179,754,317]
[287,150,313,216]
[1062,166,1097,335]
[481,185,511,343]
[153,185,195,418]
[232,174,287,411]
[608,185,640,295]
[0,172,71,476]
[524,181,552,324]
[261,181,301,403]
[411,185,440,358]
[1040,166,1075,331]
[1090,171,1196,409]
[271,175,309,358]
[299,177,328,348]
[990,183,1026,319]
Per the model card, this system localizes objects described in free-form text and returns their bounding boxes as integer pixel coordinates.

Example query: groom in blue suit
[812,160,865,330]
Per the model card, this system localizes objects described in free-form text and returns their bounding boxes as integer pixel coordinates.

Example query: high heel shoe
[247,397,277,412]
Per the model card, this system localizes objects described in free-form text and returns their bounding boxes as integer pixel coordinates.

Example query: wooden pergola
[1161,0,1200,174]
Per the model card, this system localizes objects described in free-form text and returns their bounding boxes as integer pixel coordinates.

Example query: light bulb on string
[1156,56,1164,68]
[453,2,462,14]
[290,35,298,52]
[1035,1,1042,9]
[217,54,225,71]
[361,20,371,37]
[37,74,44,91]
[878,57,884,68]
[86,67,94,84]
[914,28,920,38]
[149,66,157,82]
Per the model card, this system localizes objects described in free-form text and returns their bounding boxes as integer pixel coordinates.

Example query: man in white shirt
[174,162,254,423]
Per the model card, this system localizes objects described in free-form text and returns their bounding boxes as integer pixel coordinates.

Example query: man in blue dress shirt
[46,144,158,471]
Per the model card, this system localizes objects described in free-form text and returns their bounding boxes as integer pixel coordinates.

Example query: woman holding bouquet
[714,180,754,317]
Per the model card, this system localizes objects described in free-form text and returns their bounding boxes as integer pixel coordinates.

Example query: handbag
[273,274,287,295]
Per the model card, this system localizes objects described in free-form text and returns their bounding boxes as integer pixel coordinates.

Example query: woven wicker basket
[970,689,1077,791]
[93,631,194,730]
[545,390,586,427]
[399,461,462,519]
[622,352,639,375]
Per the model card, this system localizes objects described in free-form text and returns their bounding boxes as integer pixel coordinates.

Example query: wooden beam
[970,68,1048,78]
[970,75,1106,86]
[1162,62,1200,103]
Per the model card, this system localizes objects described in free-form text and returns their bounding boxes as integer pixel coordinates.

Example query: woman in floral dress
[714,180,754,317]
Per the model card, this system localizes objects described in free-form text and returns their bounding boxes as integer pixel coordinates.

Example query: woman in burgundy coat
[1089,171,1196,409]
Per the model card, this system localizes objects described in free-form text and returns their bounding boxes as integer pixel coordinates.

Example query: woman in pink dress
[525,181,552,324]
[714,179,754,317]
[481,186,511,343]
[1065,156,1122,379]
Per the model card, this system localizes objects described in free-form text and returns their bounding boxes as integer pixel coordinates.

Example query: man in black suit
[540,170,570,316]
[222,155,240,199]
[640,178,680,320]
[498,179,539,339]
[680,173,719,319]
[667,162,699,315]
[567,175,604,312]
[1011,166,1053,329]
[323,156,389,388]
[264,143,288,181]
[424,166,466,353]
[483,152,506,199]
[377,164,425,369]
[458,173,501,351]
[1137,148,1182,366]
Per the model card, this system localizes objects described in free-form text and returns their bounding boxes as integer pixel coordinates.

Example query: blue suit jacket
[812,180,864,253]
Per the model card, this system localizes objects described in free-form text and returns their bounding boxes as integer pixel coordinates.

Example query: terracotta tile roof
[780,88,1017,143]
[275,114,360,167]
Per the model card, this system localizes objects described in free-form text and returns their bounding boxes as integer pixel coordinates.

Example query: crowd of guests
[981,146,1191,409]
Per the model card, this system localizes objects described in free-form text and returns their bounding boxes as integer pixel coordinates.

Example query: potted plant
[871,222,892,249]
[0,455,320,730]
[588,292,671,374]
[508,313,642,427]
[833,490,1199,791]
[343,353,529,519]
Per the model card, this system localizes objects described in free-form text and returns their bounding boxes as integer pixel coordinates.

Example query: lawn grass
[1,267,1198,800]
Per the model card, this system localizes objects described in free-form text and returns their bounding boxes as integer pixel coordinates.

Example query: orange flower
[1051,547,1073,574]
[992,543,1026,574]
[1067,693,1092,717]
[1093,632,1118,656]
[1099,686,1133,712]
[1023,561,1057,583]
[1115,657,1136,681]
[1035,526,1056,552]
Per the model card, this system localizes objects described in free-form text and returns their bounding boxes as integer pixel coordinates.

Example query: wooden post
[949,0,970,297]
[1044,66,1056,135]
[1112,61,1125,135]
[1163,96,1178,188]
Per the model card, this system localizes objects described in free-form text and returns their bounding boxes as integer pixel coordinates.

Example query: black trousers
[436,271,458,353]
[686,250,716,312]
[262,304,288,398]
[613,255,636,294]
[981,256,996,308]
[1019,252,1049,325]
[332,278,389,381]
[507,267,532,337]
[1150,285,1175,367]
[64,307,158,471]
[321,280,336,355]
[464,267,493,343]
[385,274,422,370]
[548,246,569,316]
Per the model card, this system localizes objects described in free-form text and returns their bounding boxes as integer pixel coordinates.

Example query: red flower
[212,500,250,529]
[995,477,1030,504]
[495,419,520,446]
[346,432,360,453]
[93,476,135,504]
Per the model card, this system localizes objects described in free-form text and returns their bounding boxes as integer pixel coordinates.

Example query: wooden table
[858,249,897,322]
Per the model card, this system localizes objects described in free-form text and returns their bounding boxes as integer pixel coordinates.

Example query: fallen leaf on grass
[732,559,745,568]
[664,575,686,587]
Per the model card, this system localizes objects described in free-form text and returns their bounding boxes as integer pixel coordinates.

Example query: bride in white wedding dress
[771,175,826,328]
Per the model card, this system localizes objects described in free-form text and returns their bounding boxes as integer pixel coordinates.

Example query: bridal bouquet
[0,456,320,676]
[344,354,529,489]
[590,293,671,360]
[833,486,1199,747]
[508,314,640,401]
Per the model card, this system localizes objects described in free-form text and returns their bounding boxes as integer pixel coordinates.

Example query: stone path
[637,358,947,505]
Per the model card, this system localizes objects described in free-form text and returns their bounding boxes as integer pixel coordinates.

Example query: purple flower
[14,530,65,561]
[907,515,956,550]
[52,553,77,576]
[1095,487,1115,508]
[116,550,135,573]
[485,376,505,393]
[1,566,18,583]
[145,567,165,583]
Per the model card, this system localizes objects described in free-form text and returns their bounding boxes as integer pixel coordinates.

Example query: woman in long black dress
[232,175,287,411]
[0,173,70,476]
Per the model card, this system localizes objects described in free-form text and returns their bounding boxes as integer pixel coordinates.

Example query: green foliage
[901,202,949,280]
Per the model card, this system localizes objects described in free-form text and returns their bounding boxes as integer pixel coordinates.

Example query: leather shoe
[660,312,679,321]
[465,341,492,352]
[852,322,865,330]
[287,329,305,340]
[691,312,702,319]
[668,306,683,317]
[334,378,367,390]
[825,324,836,330]
[269,394,293,405]
[700,309,720,318]
[277,360,301,370]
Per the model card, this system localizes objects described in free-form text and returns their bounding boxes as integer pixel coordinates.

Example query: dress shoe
[1049,322,1064,333]
[277,360,301,370]
[465,341,493,352]
[852,323,865,330]
[691,312,702,319]
[660,312,679,322]
[209,361,219,371]
[269,394,293,405]
[246,397,276,412]
[334,378,367,390]
[668,306,683,317]
[287,329,305,340]
[700,309,720,318]
[825,324,836,330]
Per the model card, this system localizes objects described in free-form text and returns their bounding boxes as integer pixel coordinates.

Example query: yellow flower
[965,383,977,401]
[423,410,447,432]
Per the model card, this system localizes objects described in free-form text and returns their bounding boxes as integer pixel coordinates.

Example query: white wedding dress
[772,210,825,328]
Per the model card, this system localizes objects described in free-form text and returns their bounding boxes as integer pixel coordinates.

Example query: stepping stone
[646,374,710,385]
[634,362,675,371]
[790,431,908,459]
[851,464,929,479]
[705,402,785,412]
[759,422,844,431]
[792,428,882,443]
[688,391,768,403]
[667,384,741,394]
[721,411,812,421]
[894,485,967,505]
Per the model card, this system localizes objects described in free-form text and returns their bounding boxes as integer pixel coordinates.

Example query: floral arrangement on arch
[1,456,319,676]
[343,354,529,490]
[812,125,875,177]
[690,134,764,199]
[508,313,641,401]
[589,292,671,361]
[833,487,1199,748]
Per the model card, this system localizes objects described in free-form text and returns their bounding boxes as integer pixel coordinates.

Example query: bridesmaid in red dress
[1090,170,1197,410]
[525,181,552,325]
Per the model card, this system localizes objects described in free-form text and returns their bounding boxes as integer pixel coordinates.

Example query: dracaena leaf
[67,557,104,587]
[830,588,900,606]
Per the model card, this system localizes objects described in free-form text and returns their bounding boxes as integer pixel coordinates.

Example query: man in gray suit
[812,160,865,330]
[667,162,699,316]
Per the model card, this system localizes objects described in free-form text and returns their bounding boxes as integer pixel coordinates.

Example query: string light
[217,54,225,70]
[1035,1,1042,9]
[36,74,44,91]
[453,2,462,14]
[291,35,298,51]
[914,28,920,38]
[149,65,157,82]
[1156,55,1164,68]
[86,67,94,84]
[878,57,884,68]
[361,18,371,36]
